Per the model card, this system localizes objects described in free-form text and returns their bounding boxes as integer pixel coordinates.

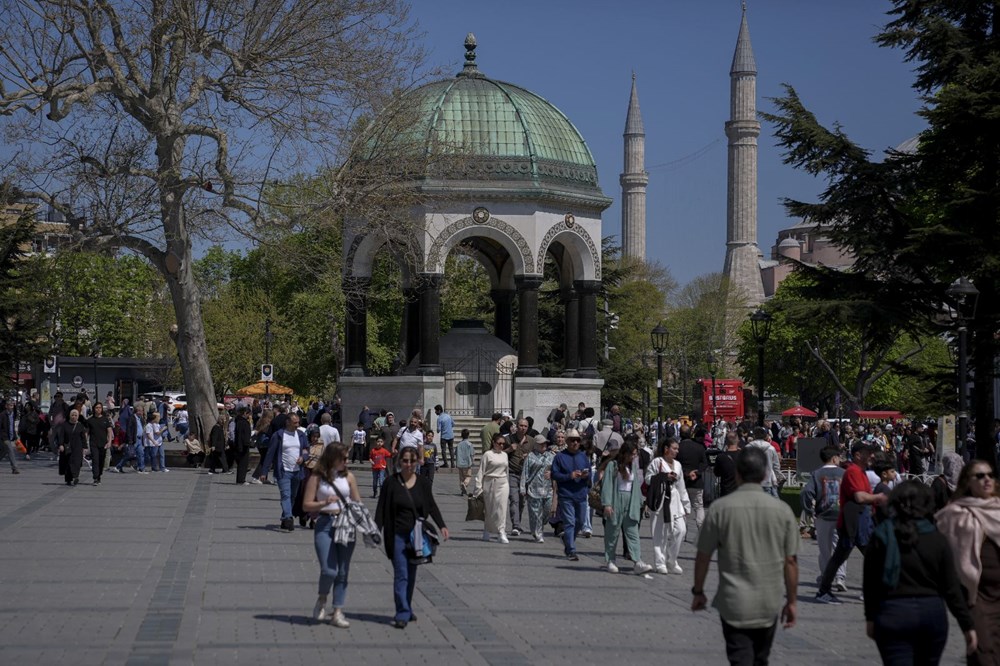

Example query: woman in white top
[302,444,360,629]
[144,412,168,473]
[647,437,691,574]
[474,433,510,543]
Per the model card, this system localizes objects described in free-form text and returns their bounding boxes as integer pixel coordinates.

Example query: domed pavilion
[339,34,610,428]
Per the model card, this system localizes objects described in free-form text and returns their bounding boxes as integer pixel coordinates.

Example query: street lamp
[651,323,668,443]
[90,339,101,402]
[749,308,772,427]
[264,318,274,403]
[707,349,718,425]
[946,277,979,456]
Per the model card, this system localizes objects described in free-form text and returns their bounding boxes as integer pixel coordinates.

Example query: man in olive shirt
[480,412,501,454]
[692,447,799,665]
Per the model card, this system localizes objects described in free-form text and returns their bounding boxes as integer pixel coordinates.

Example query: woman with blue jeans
[261,413,309,532]
[375,447,448,629]
[302,444,360,628]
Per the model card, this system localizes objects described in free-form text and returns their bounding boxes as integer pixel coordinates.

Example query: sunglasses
[974,472,995,480]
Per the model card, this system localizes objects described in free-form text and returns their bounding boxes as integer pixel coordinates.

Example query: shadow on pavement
[253,614,315,626]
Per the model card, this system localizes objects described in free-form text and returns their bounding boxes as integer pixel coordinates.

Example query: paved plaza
[0,458,967,665]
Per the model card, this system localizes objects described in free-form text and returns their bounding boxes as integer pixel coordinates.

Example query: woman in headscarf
[931,451,964,512]
[55,409,88,486]
[863,481,976,664]
[936,460,1000,666]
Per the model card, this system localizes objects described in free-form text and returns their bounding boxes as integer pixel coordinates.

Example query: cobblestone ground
[0,458,967,665]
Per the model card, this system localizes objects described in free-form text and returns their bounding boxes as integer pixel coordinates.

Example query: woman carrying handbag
[375,447,448,629]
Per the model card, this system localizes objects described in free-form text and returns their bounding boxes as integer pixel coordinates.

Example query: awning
[851,410,904,423]
[782,405,817,418]
[234,381,295,397]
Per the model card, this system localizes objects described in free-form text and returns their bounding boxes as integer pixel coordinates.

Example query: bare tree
[0,0,424,439]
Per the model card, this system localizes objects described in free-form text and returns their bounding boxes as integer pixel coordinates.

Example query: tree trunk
[158,138,217,443]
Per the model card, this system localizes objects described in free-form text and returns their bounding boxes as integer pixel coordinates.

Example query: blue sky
[412,0,926,288]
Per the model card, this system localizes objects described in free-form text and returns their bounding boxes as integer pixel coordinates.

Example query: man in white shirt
[319,413,340,447]
[745,427,783,497]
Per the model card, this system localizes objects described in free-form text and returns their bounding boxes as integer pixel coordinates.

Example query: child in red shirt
[369,437,390,499]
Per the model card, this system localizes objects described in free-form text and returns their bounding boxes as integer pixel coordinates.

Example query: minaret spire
[620,73,648,260]
[723,5,765,306]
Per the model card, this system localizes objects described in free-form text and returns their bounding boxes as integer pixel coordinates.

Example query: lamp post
[651,324,668,444]
[749,308,772,427]
[264,318,274,403]
[90,339,101,402]
[946,277,979,457]
[707,349,718,425]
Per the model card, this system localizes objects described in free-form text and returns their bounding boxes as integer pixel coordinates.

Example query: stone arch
[448,243,509,290]
[536,221,601,281]
[344,231,419,282]
[426,216,534,277]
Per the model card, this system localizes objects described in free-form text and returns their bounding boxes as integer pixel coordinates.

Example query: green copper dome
[361,35,609,206]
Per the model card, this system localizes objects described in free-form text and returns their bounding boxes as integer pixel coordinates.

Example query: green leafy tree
[763,1,1000,468]
[0,192,49,388]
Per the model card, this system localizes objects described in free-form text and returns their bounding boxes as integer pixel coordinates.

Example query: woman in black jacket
[374,447,448,629]
[863,480,977,664]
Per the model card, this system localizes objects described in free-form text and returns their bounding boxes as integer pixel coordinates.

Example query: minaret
[723,6,765,306]
[620,73,648,260]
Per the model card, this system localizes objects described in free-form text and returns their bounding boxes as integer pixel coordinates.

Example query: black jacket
[676,438,708,490]
[374,473,446,561]
[235,417,252,454]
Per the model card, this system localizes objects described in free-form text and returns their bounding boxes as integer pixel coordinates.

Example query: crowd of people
[3,389,999,664]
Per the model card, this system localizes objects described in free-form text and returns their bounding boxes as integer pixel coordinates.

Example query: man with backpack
[801,446,847,592]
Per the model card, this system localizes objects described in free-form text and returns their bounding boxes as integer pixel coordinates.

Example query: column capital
[573,279,602,294]
[559,287,579,305]
[415,273,444,291]
[515,274,544,290]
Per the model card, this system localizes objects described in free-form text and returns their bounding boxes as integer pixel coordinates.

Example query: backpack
[817,474,841,516]
[583,419,597,438]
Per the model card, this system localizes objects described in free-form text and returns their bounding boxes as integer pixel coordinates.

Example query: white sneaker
[634,561,653,575]
[330,608,350,628]
[606,561,619,573]
[250,478,263,484]
[482,531,491,542]
[533,533,544,543]
[312,598,328,621]
[668,562,683,575]
[498,532,509,544]
[655,565,669,575]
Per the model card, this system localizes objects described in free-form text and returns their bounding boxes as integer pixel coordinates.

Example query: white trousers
[650,510,686,568]
[816,518,847,583]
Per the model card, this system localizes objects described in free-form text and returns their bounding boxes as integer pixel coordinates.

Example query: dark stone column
[403,288,420,367]
[416,274,444,376]
[490,289,515,345]
[514,275,543,377]
[342,276,370,377]
[561,288,580,377]
[575,280,601,379]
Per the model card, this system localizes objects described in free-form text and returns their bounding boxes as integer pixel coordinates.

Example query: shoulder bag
[402,480,440,565]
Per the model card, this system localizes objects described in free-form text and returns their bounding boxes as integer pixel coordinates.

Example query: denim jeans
[874,596,948,666]
[175,422,189,439]
[119,442,145,471]
[818,526,865,596]
[157,445,166,471]
[558,496,588,555]
[145,446,158,471]
[372,469,385,496]
[763,485,779,498]
[313,515,356,607]
[391,533,418,622]
[276,473,301,520]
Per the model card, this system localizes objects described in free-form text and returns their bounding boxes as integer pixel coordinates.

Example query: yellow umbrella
[235,380,295,397]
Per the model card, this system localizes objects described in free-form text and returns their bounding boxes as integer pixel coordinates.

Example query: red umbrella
[782,405,817,418]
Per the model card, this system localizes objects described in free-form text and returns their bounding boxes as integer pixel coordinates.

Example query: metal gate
[444,348,514,418]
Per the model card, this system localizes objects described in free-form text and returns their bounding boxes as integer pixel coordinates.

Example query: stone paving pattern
[0,457,967,665]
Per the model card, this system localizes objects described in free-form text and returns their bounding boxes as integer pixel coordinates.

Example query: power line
[647,138,721,173]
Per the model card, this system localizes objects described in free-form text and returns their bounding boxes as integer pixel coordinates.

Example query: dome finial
[460,33,482,77]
